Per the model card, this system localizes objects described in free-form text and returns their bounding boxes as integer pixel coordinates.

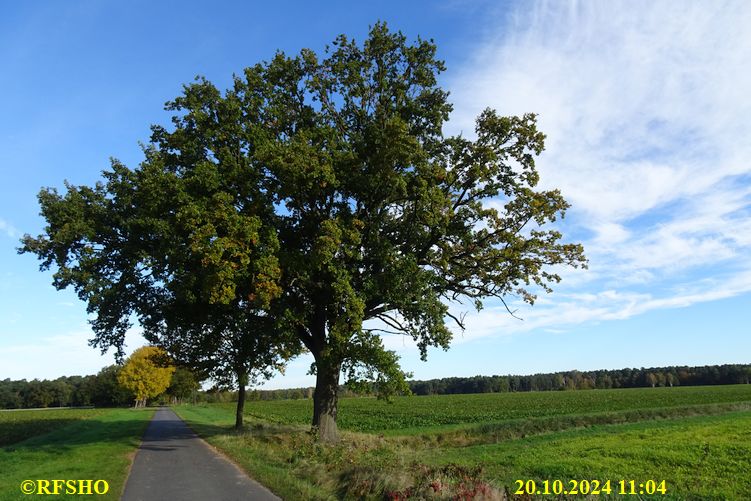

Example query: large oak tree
[22,23,585,442]
[247,24,586,441]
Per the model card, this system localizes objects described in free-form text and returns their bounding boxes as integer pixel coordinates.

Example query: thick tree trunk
[235,371,248,430]
[312,361,341,443]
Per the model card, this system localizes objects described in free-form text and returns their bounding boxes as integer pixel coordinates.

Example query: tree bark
[235,370,248,430]
[312,361,341,443]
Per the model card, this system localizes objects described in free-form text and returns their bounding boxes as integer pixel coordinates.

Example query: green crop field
[175,385,751,499]
[0,408,153,501]
[242,384,751,433]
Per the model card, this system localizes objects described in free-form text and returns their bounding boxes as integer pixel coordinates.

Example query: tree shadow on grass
[1,418,83,447]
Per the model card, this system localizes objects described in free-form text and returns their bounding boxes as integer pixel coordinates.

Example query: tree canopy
[117,346,175,407]
[21,22,586,441]
[167,367,200,403]
[248,23,586,440]
[21,77,299,426]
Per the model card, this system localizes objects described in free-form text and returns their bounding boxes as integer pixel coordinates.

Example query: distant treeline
[0,366,198,410]
[0,366,131,409]
[4,363,750,408]
[247,364,751,401]
[407,364,751,395]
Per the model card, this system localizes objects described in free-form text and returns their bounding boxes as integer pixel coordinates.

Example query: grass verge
[0,408,154,501]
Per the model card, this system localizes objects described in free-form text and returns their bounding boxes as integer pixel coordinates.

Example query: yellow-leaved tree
[117,346,175,407]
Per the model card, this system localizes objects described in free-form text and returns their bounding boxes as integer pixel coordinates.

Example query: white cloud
[591,221,630,248]
[440,0,751,331]
[450,1,751,218]
[439,265,751,344]
[0,218,18,239]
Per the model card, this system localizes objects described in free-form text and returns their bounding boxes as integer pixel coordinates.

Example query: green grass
[0,408,154,501]
[0,408,110,446]
[418,411,751,499]
[174,385,751,499]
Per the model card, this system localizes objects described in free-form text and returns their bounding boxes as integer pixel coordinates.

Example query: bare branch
[445,309,467,330]
[500,296,523,321]
[375,312,409,333]
[365,328,411,337]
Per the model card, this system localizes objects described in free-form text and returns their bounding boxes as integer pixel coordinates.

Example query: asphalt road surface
[122,408,280,501]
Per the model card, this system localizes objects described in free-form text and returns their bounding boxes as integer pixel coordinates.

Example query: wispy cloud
[442,0,751,330]
[0,218,18,239]
[406,265,751,349]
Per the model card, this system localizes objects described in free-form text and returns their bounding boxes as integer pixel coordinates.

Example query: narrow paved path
[122,408,280,501]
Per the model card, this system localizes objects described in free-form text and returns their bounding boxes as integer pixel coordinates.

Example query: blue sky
[1,1,749,388]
